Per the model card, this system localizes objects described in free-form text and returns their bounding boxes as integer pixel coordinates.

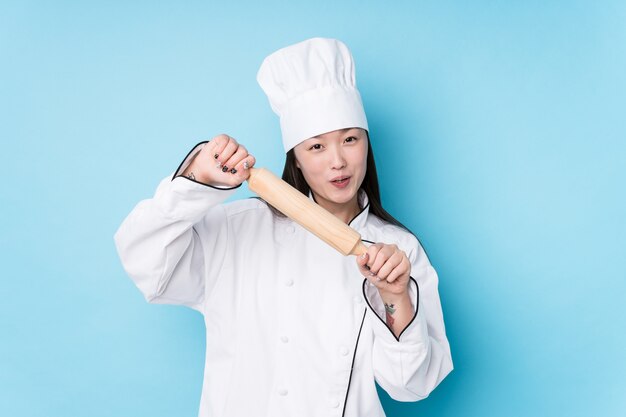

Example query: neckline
[307,189,370,229]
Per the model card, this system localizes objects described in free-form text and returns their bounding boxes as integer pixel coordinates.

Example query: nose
[329,146,346,170]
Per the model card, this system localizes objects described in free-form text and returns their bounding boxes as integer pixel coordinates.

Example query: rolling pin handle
[350,241,368,257]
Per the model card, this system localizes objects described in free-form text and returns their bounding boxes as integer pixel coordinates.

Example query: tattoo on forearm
[385,303,396,326]
[187,172,195,180]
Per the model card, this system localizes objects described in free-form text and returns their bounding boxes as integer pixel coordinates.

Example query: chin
[326,188,357,204]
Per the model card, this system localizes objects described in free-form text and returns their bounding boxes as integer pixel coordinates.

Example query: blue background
[1,1,625,416]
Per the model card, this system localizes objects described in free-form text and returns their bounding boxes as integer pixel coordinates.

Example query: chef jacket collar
[307,188,370,231]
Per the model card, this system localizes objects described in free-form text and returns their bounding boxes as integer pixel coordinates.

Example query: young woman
[115,38,452,417]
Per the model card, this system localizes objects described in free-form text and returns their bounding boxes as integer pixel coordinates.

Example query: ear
[295,159,301,169]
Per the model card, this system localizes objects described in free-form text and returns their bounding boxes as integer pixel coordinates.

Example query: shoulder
[221,197,295,228]
[363,213,415,243]
[363,213,427,264]
[220,197,277,222]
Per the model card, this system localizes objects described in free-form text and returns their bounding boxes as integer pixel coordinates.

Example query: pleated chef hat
[257,37,369,152]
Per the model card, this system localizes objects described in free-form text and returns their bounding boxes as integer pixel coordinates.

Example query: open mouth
[330,176,351,188]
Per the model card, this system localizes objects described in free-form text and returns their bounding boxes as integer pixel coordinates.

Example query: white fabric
[114,143,453,417]
[257,37,369,152]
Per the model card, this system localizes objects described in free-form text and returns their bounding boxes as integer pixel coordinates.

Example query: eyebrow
[312,128,356,139]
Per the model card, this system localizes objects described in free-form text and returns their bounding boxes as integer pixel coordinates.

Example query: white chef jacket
[114,143,453,417]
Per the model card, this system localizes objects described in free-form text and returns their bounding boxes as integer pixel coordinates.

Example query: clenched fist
[356,243,411,297]
[182,134,256,187]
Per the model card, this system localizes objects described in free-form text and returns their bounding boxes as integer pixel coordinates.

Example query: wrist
[181,164,212,185]
[181,166,196,181]
[378,287,411,305]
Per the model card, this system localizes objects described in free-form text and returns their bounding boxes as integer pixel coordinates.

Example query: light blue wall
[2,1,625,416]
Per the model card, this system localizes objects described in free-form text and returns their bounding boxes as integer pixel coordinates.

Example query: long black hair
[261,132,415,236]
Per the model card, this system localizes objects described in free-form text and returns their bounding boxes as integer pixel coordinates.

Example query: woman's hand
[182,134,256,187]
[356,243,410,297]
[357,243,414,333]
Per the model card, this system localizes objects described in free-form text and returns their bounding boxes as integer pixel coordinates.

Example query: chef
[114,37,453,417]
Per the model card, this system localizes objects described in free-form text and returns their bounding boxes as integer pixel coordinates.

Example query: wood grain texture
[247,167,367,256]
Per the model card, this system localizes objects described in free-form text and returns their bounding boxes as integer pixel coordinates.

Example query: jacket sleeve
[362,234,453,401]
[113,142,240,312]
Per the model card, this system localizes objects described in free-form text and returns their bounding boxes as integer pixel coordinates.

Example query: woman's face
[293,127,368,209]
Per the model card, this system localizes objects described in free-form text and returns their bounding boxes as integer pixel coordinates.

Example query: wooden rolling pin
[247,167,367,257]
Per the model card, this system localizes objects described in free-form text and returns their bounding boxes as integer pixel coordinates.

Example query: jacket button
[339,347,349,356]
[331,400,341,408]
[353,295,362,304]
[278,388,288,396]
[280,336,289,343]
[285,279,294,287]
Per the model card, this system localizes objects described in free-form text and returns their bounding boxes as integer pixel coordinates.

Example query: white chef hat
[257,37,369,152]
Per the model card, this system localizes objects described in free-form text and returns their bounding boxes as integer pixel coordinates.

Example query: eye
[344,136,358,143]
[309,143,323,150]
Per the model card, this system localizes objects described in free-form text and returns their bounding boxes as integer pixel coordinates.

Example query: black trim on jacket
[341,307,368,417]
[361,276,420,342]
[171,140,242,191]
[360,239,420,342]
